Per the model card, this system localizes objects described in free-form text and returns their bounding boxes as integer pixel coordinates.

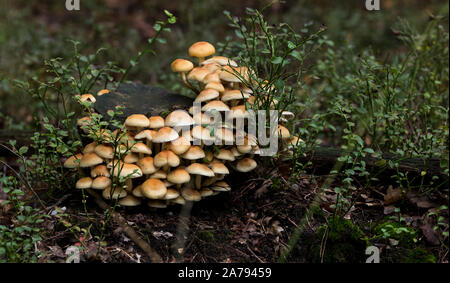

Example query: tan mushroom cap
[154,150,180,168]
[83,142,97,154]
[77,116,91,128]
[64,153,83,169]
[132,185,143,198]
[210,161,230,175]
[288,136,304,147]
[76,177,93,189]
[94,144,114,159]
[277,125,291,139]
[91,165,110,178]
[119,195,142,207]
[91,176,112,190]
[181,187,202,201]
[147,200,167,209]
[215,128,234,144]
[193,112,216,125]
[230,104,249,119]
[202,100,230,112]
[135,129,154,141]
[171,59,194,73]
[148,116,165,129]
[202,63,221,73]
[187,67,211,82]
[189,41,215,58]
[211,181,231,192]
[152,127,179,143]
[205,82,225,92]
[165,110,194,128]
[110,162,143,178]
[141,178,167,199]
[97,89,110,96]
[214,149,235,162]
[201,56,238,67]
[186,163,214,177]
[80,94,96,103]
[163,188,180,200]
[281,111,295,120]
[169,136,191,155]
[80,152,103,168]
[236,158,257,172]
[219,66,248,83]
[171,196,186,205]
[195,89,220,103]
[164,180,175,187]
[200,187,214,197]
[192,125,215,142]
[102,186,127,200]
[221,90,250,102]
[167,168,191,184]
[150,169,167,179]
[137,157,158,175]
[231,147,243,158]
[123,153,139,163]
[124,114,150,128]
[181,146,205,160]
[131,142,152,155]
[203,72,221,84]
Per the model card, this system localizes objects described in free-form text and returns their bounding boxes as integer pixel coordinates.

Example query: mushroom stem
[181,73,200,94]
[155,143,161,153]
[163,164,170,172]
[195,175,202,190]
[198,57,205,65]
[125,178,133,192]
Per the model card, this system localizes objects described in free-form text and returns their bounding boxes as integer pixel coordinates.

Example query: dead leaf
[420,219,440,246]
[383,205,397,215]
[384,186,402,205]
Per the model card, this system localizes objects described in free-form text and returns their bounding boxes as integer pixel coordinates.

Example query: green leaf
[271,57,283,64]
[19,146,28,155]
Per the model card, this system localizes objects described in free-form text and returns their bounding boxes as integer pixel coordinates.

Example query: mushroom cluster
[67,41,301,209]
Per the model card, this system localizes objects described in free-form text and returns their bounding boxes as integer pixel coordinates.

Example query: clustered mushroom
[67,41,301,209]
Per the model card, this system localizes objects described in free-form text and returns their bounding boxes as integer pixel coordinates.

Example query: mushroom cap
[171,59,194,73]
[230,105,249,119]
[288,136,304,147]
[163,188,180,200]
[193,112,215,125]
[202,63,221,73]
[188,41,215,58]
[124,114,150,128]
[91,165,110,178]
[82,142,97,154]
[195,89,219,103]
[64,154,83,169]
[202,100,230,112]
[150,169,167,179]
[80,94,96,103]
[221,90,250,102]
[131,142,152,155]
[201,56,238,67]
[231,147,243,157]
[97,89,110,96]
[187,67,211,82]
[165,110,194,127]
[119,195,142,207]
[167,168,191,184]
[148,116,165,129]
[281,111,295,120]
[200,187,214,197]
[171,196,186,205]
[203,72,221,84]
[211,181,231,192]
[153,127,179,143]
[215,128,234,144]
[134,129,154,141]
[123,153,139,163]
[91,176,112,190]
[76,177,93,189]
[241,87,253,94]
[77,116,91,128]
[210,161,230,175]
[219,66,248,83]
[186,163,214,177]
[147,200,167,209]
[192,125,215,142]
[136,157,158,175]
[277,125,291,139]
[181,187,202,201]
[132,185,143,198]
[110,162,143,178]
[205,82,225,92]
[102,186,127,200]
[94,144,114,159]
[214,149,235,162]
[169,136,191,155]
[141,178,167,199]
[154,150,180,168]
[163,180,175,187]
[181,146,205,160]
[80,152,103,168]
[236,158,257,172]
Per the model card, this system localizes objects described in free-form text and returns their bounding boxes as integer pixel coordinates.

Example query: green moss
[198,230,215,242]
[404,248,436,263]
[374,220,417,245]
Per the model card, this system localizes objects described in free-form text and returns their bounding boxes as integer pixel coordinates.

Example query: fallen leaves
[384,186,402,205]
